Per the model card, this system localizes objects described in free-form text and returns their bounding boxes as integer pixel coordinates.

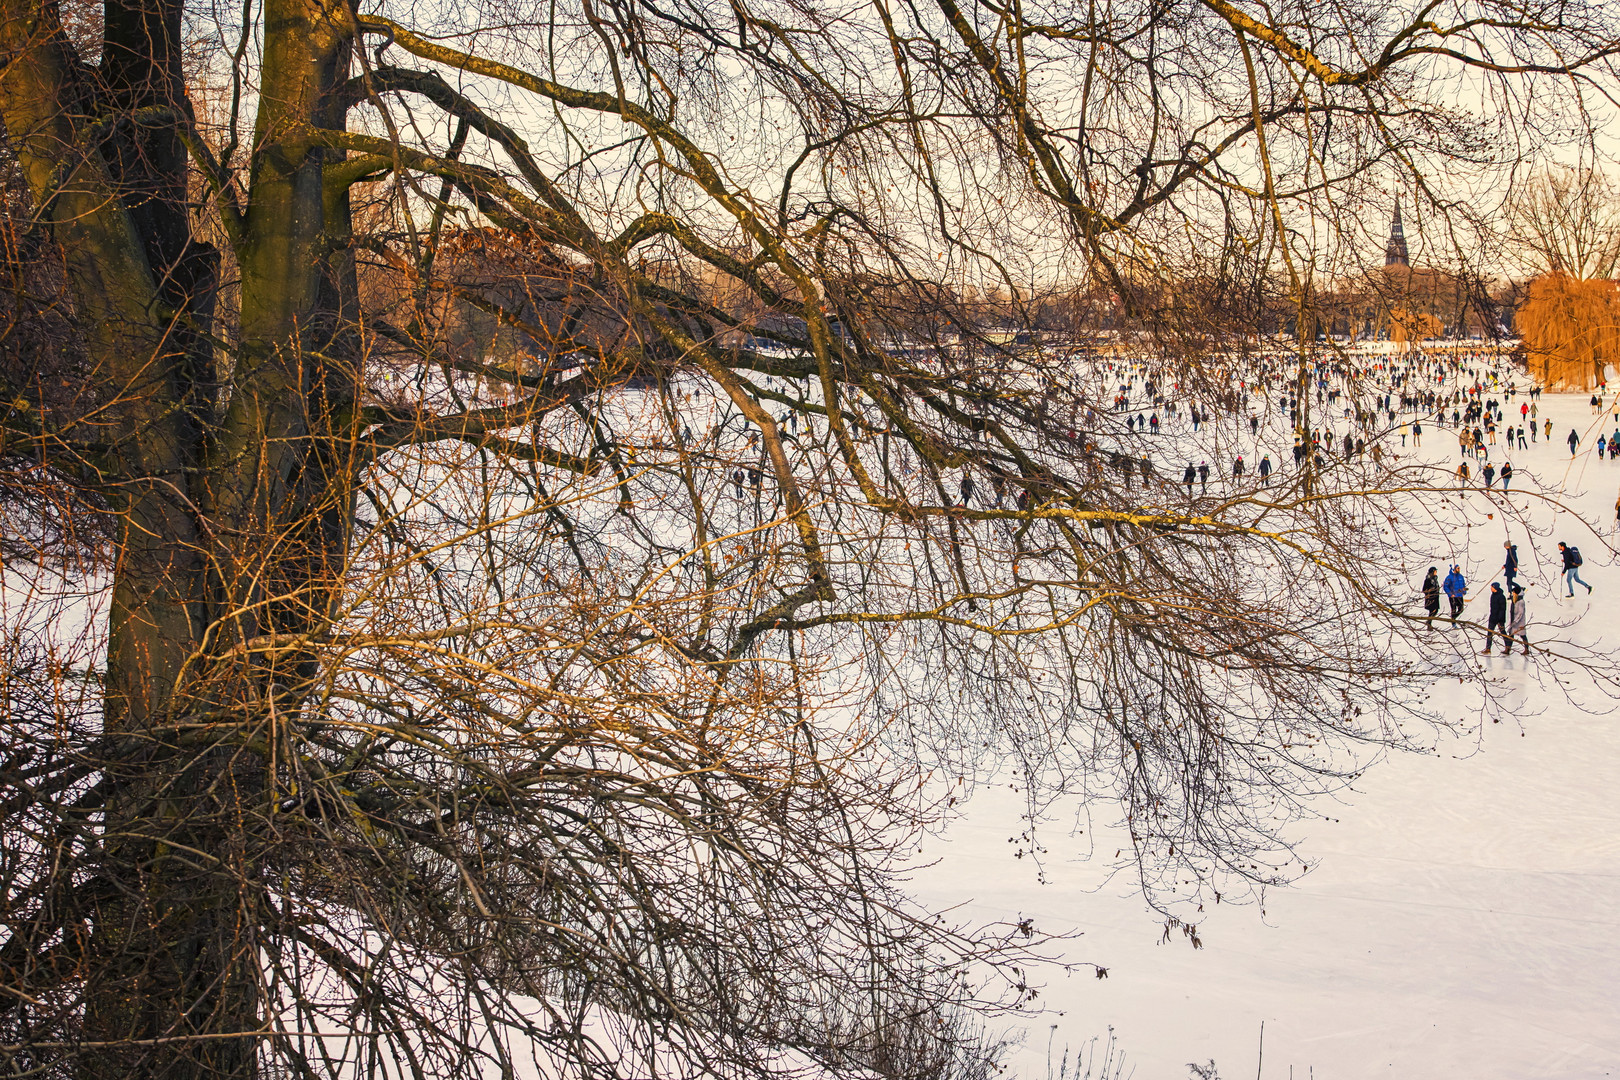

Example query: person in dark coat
[1559,541,1592,595]
[1197,461,1210,492]
[1421,567,1441,628]
[1483,582,1508,653]
[1183,462,1196,494]
[1502,541,1519,590]
[1258,455,1273,485]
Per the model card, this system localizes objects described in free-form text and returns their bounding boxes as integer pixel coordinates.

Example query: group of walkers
[1421,559,1528,654]
[1420,540,1594,655]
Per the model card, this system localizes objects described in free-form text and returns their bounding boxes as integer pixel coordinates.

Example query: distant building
[1384,201,1410,267]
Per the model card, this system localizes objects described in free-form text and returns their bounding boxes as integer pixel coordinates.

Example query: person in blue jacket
[1443,564,1468,623]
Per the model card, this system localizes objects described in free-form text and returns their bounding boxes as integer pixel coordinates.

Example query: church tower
[1384,201,1410,267]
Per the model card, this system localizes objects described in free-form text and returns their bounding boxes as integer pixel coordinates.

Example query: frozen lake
[914,385,1620,1079]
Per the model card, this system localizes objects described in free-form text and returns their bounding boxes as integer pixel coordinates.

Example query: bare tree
[1508,166,1620,280]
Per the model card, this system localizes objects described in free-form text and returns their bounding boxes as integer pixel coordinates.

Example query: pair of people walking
[1482,582,1529,655]
[1425,564,1468,626]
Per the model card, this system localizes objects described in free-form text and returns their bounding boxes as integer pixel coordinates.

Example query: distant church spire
[1385,200,1410,266]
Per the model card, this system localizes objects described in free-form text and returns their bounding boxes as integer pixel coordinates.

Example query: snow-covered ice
[913,382,1620,1080]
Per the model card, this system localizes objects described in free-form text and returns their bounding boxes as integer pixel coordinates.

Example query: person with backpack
[1482,582,1509,654]
[1421,567,1441,629]
[1559,541,1592,596]
[1443,564,1468,623]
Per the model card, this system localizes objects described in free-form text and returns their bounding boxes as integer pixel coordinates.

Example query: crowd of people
[1086,343,1609,661]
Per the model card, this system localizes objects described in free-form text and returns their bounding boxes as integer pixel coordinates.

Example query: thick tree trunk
[0,0,354,1072]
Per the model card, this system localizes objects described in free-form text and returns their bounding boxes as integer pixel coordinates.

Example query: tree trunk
[0,0,355,1071]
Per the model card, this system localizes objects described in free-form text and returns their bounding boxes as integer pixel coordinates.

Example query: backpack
[1569,546,1583,567]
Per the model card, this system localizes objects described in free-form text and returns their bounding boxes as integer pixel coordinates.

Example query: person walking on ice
[1421,566,1441,629]
[1568,428,1580,456]
[1482,582,1508,654]
[1558,541,1592,595]
[1502,541,1519,590]
[1506,584,1529,656]
[1443,564,1468,623]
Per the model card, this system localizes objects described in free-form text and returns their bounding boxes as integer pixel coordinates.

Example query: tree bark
[0,0,355,1071]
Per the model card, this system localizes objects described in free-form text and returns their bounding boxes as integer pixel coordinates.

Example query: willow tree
[0,0,1616,1076]
[1518,272,1620,387]
[1509,168,1620,387]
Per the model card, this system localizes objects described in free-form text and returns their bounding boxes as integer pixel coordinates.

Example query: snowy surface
[913,384,1620,1080]
[8,357,1617,1080]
